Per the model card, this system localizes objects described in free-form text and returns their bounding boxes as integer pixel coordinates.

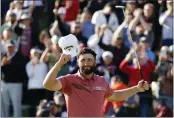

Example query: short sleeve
[57,74,72,94]
[103,78,114,98]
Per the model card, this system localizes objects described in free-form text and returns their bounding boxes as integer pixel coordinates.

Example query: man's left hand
[136,80,149,92]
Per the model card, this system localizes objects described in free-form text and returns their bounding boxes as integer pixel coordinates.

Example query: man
[159,0,173,46]
[119,46,155,117]
[91,2,119,32]
[1,40,26,117]
[43,47,149,117]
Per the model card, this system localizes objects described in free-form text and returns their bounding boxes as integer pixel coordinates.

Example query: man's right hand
[58,53,71,66]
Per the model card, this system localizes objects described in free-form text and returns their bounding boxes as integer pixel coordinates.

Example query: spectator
[18,14,33,61]
[87,25,112,64]
[155,63,173,117]
[70,21,88,46]
[0,11,18,41]
[98,27,129,84]
[53,92,67,117]
[26,48,47,117]
[129,4,155,46]
[1,40,26,117]
[139,36,156,62]
[52,7,70,36]
[38,29,51,51]
[159,0,173,46]
[1,28,18,56]
[6,0,35,21]
[40,35,69,100]
[114,9,134,49]
[80,8,95,39]
[119,45,155,117]
[155,46,171,77]
[64,0,80,24]
[104,75,128,116]
[124,0,137,14]
[97,51,117,84]
[91,2,119,32]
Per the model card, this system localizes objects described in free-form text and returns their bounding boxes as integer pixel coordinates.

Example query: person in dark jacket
[98,28,129,84]
[1,40,26,117]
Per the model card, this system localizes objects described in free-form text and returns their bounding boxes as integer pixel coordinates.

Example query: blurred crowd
[1,0,173,117]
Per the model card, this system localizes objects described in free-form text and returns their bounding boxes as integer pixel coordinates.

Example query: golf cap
[58,34,79,58]
[58,7,66,15]
[30,48,42,55]
[140,36,151,44]
[102,51,113,59]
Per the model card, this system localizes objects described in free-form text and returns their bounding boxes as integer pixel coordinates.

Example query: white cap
[58,34,79,58]
[30,48,42,55]
[102,51,113,59]
[58,7,66,15]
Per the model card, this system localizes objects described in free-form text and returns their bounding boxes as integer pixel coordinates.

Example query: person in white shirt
[26,48,48,117]
[159,0,173,46]
[91,2,119,32]
[87,25,112,64]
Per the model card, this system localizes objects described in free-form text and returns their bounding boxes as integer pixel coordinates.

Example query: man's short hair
[77,47,97,59]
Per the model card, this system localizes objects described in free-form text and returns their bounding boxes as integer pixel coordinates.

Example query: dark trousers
[28,89,46,117]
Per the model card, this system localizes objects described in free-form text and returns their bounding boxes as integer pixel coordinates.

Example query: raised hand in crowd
[133,8,143,18]
[1,56,11,66]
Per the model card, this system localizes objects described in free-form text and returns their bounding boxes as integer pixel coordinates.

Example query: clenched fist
[58,53,71,66]
[136,80,149,92]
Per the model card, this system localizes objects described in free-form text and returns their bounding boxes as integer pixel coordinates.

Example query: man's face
[103,57,113,65]
[9,15,16,23]
[144,4,153,18]
[78,54,96,75]
[7,46,15,54]
[126,2,136,12]
[103,6,112,14]
[71,23,81,35]
[167,1,173,10]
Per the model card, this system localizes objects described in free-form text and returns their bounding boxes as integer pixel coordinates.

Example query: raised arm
[28,0,35,14]
[159,9,172,25]
[139,15,152,32]
[115,20,127,35]
[43,54,71,91]
[129,8,141,31]
[106,80,149,102]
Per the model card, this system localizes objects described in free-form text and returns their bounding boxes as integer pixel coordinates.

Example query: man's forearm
[43,61,63,88]
[107,86,139,102]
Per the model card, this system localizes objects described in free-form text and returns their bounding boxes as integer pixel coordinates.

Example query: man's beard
[80,65,96,75]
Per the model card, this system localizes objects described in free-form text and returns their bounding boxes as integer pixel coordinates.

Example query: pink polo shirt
[57,71,114,117]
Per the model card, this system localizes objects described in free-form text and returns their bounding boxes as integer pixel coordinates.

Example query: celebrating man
[43,47,149,117]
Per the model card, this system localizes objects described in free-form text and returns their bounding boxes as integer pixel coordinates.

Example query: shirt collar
[76,70,95,81]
